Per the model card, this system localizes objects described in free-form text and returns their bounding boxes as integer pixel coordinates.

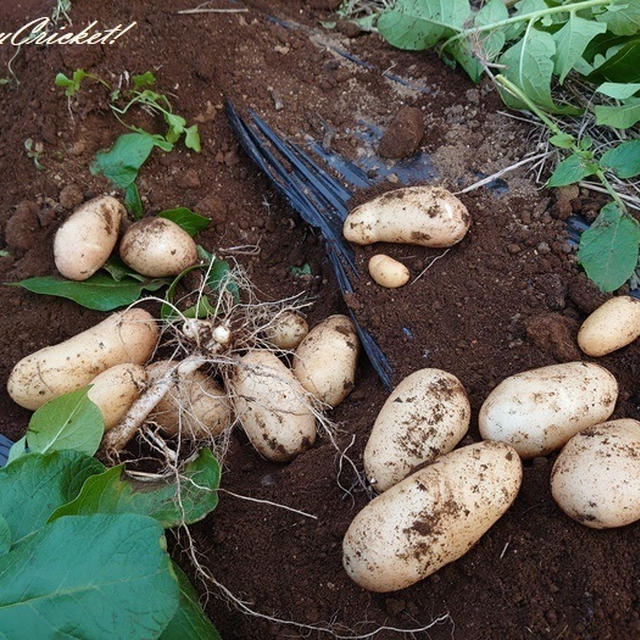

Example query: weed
[23,139,43,170]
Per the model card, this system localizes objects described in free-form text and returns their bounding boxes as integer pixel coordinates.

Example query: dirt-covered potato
[263,312,309,350]
[88,363,147,431]
[578,296,640,357]
[343,186,470,248]
[147,360,231,438]
[292,315,359,408]
[233,350,316,462]
[364,368,470,492]
[368,254,410,288]
[479,361,618,458]
[551,419,640,529]
[343,441,522,592]
[54,195,125,281]
[7,309,158,410]
[119,217,198,277]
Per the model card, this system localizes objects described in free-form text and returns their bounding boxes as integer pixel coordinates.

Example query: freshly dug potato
[147,360,230,438]
[343,186,470,248]
[54,195,125,281]
[364,368,470,492]
[479,362,618,458]
[233,350,316,462]
[343,441,521,592]
[368,254,410,288]
[577,296,640,357]
[120,217,197,277]
[292,315,359,408]
[88,363,146,431]
[263,312,309,350]
[7,309,158,410]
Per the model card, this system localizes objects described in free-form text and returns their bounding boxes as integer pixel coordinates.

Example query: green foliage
[158,208,211,236]
[24,138,43,170]
[54,69,88,97]
[547,152,598,186]
[600,139,640,177]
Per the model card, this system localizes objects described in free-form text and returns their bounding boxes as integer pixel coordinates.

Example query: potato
[7,309,158,410]
[364,368,470,492]
[368,254,410,288]
[343,186,470,248]
[263,312,309,350]
[147,360,231,438]
[479,361,618,458]
[233,350,316,462]
[343,441,521,592]
[551,419,640,528]
[119,217,197,277]
[54,195,125,281]
[88,363,146,431]
[577,296,640,357]
[292,315,359,408]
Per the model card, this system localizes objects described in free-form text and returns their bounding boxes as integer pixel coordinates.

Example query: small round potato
[343,186,470,248]
[233,350,316,462]
[88,363,147,431]
[292,315,359,408]
[479,361,618,458]
[119,217,198,277]
[364,368,471,492]
[54,195,125,281]
[578,296,640,357]
[343,441,522,592]
[551,419,640,528]
[263,312,309,350]
[147,360,231,439]
[7,308,158,410]
[368,254,410,288]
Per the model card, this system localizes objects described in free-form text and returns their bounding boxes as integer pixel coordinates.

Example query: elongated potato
[88,363,146,431]
[54,195,125,281]
[551,419,640,529]
[233,350,316,462]
[364,368,470,492]
[343,186,470,248]
[263,312,309,350]
[343,441,521,592]
[147,360,231,438]
[479,362,618,458]
[120,217,198,277]
[292,315,359,408]
[578,296,640,357]
[368,254,410,288]
[7,309,158,410]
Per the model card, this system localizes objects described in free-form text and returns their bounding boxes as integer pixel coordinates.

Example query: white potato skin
[368,254,410,288]
[88,363,146,431]
[343,441,522,592]
[7,309,158,410]
[364,368,471,492]
[119,217,198,277]
[551,419,640,529]
[343,186,470,248]
[479,362,618,458]
[578,296,640,357]
[292,315,359,408]
[263,312,309,350]
[233,350,316,462]
[54,195,124,281]
[147,360,231,439]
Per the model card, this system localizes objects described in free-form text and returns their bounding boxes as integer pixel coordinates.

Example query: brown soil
[2,1,640,639]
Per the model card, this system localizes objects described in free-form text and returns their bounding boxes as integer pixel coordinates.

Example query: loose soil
[1,1,639,639]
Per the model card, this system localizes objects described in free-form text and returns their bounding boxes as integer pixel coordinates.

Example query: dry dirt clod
[378,106,424,159]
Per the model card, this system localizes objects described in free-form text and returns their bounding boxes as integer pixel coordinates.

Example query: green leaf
[596,0,640,36]
[549,132,575,149]
[596,81,640,99]
[205,257,240,304]
[101,256,146,282]
[577,202,640,292]
[10,273,168,311]
[0,451,103,543]
[0,513,179,640]
[601,139,640,178]
[55,69,87,97]
[185,125,201,153]
[547,153,598,186]
[161,563,221,640]
[165,113,186,145]
[132,71,156,91]
[27,387,104,457]
[594,98,640,129]
[161,264,203,320]
[158,208,210,236]
[125,182,143,218]
[502,0,548,41]
[91,132,156,189]
[474,0,508,62]
[51,449,220,528]
[6,437,27,465]
[588,38,640,83]
[290,263,312,278]
[0,515,11,555]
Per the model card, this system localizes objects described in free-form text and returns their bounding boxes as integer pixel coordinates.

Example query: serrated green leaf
[549,133,575,149]
[577,203,640,292]
[0,515,10,555]
[158,208,210,236]
[132,71,156,91]
[594,98,640,129]
[600,139,640,178]
[547,153,597,186]
[596,81,640,99]
[0,513,179,640]
[596,0,640,36]
[55,69,87,97]
[165,113,186,145]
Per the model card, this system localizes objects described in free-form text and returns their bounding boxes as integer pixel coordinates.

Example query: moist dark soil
[2,2,640,639]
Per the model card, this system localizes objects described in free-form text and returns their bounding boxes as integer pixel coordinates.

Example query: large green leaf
[50,449,220,528]
[474,0,509,62]
[595,0,640,36]
[594,98,640,128]
[0,451,103,543]
[158,208,210,236]
[596,81,640,99]
[588,38,640,83]
[552,14,606,83]
[0,513,179,640]
[547,153,598,186]
[0,516,11,555]
[600,139,640,178]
